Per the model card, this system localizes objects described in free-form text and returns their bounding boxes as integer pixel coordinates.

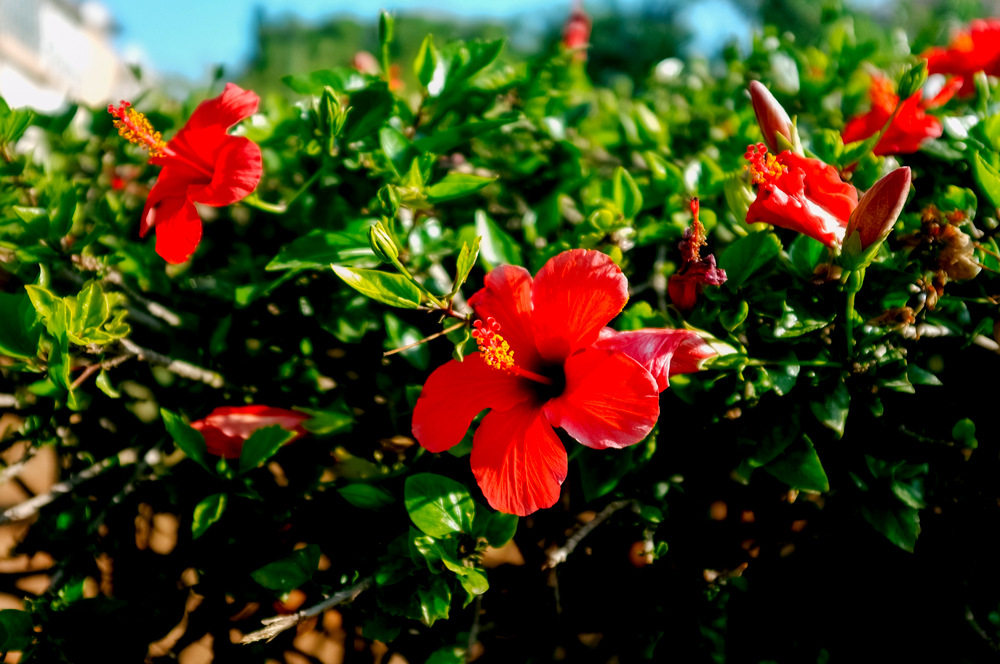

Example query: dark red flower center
[472,316,558,393]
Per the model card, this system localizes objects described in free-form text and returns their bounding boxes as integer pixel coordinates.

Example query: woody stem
[516,368,554,386]
[383,321,467,357]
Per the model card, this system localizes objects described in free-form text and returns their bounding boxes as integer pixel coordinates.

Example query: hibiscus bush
[2,7,1000,663]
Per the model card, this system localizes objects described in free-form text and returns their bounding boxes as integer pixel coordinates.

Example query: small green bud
[378,185,401,218]
[897,61,928,100]
[974,70,990,116]
[379,10,394,45]
[318,86,347,139]
[721,300,749,332]
[368,220,398,263]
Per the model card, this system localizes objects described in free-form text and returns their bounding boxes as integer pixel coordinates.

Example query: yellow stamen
[478,333,515,372]
[107,101,167,157]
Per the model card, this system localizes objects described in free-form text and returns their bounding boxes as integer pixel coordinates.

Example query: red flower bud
[563,3,592,60]
[191,405,310,459]
[846,167,911,250]
[749,81,794,154]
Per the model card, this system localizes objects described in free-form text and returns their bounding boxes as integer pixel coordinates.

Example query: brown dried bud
[749,80,795,154]
[938,225,982,281]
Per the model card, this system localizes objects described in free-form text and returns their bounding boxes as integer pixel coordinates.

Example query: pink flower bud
[846,167,912,250]
[749,81,794,154]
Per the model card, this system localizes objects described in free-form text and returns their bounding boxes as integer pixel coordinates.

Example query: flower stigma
[107,101,167,157]
[472,317,553,385]
[744,142,787,186]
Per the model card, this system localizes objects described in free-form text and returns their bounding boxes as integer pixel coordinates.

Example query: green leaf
[413,34,440,88]
[95,369,120,398]
[238,424,298,474]
[742,409,800,468]
[191,493,228,540]
[719,231,782,290]
[446,323,471,362]
[362,615,401,643]
[383,312,430,369]
[840,132,882,166]
[809,380,850,438]
[475,209,522,268]
[952,418,977,448]
[342,82,395,142]
[332,265,422,309]
[0,291,41,359]
[0,608,34,651]
[478,511,518,547]
[280,67,371,94]
[860,506,920,552]
[453,237,481,292]
[417,574,452,626]
[426,173,496,202]
[266,230,373,271]
[404,473,475,537]
[972,151,1000,209]
[297,399,355,437]
[161,408,212,473]
[763,434,830,493]
[578,445,635,502]
[787,234,827,280]
[425,645,465,664]
[380,126,415,175]
[251,544,322,591]
[613,167,643,218]
[338,484,396,510]
[906,364,942,386]
[414,116,515,155]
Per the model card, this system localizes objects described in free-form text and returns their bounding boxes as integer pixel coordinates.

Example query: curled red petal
[468,265,541,371]
[531,249,629,362]
[411,355,534,454]
[543,348,659,450]
[471,401,567,517]
[151,195,202,264]
[192,423,245,459]
[594,327,717,392]
[192,405,309,459]
[187,83,260,131]
[140,167,193,237]
[188,136,262,206]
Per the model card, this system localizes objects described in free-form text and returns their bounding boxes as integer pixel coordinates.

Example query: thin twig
[466,594,482,663]
[241,576,374,644]
[543,500,631,570]
[118,339,225,388]
[384,321,467,357]
[0,394,17,409]
[0,447,140,526]
[0,447,37,485]
[69,353,134,391]
[965,606,1000,652]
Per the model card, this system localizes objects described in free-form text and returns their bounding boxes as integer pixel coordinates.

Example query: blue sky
[100,0,752,81]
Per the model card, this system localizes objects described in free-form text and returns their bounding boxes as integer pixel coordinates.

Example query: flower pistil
[745,142,787,186]
[472,317,552,385]
[107,101,167,157]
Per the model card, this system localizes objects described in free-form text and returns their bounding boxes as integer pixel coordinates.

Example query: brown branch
[118,339,225,388]
[69,353,134,391]
[383,321,467,357]
[543,500,632,570]
[240,576,373,644]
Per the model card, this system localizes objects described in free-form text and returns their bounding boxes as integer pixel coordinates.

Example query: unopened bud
[368,220,398,263]
[377,185,401,218]
[841,167,911,270]
[897,61,928,100]
[379,10,395,45]
[749,81,799,154]
[319,86,347,139]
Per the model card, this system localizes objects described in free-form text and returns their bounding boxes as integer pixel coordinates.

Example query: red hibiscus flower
[191,405,310,459]
[922,19,1000,97]
[411,249,717,516]
[669,198,727,311]
[744,143,859,247]
[563,2,592,59]
[841,74,963,155]
[107,83,263,264]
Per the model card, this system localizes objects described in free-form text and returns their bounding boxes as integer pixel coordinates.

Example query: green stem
[845,287,857,358]
[390,256,446,309]
[843,96,904,172]
[382,42,392,86]
[242,169,323,214]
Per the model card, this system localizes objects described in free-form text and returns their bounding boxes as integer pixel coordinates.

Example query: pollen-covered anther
[107,101,167,157]
[472,317,515,372]
[744,142,787,186]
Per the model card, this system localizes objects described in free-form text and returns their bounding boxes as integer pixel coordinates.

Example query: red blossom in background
[411,249,717,516]
[744,143,859,247]
[841,74,962,155]
[669,198,727,311]
[108,83,263,264]
[191,405,310,459]
[922,18,1000,96]
[563,2,592,60]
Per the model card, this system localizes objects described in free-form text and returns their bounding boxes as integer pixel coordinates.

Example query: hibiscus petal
[191,423,245,459]
[594,327,717,392]
[411,354,534,453]
[187,83,260,130]
[140,167,195,237]
[471,401,567,516]
[203,406,309,439]
[151,196,203,264]
[543,348,659,450]
[188,136,263,206]
[467,265,541,371]
[531,249,629,362]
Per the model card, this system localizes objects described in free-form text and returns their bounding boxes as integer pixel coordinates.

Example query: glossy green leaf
[613,166,643,218]
[342,82,395,142]
[239,424,298,474]
[860,506,920,552]
[251,544,322,591]
[95,369,120,398]
[414,116,514,155]
[479,511,518,547]
[719,231,782,290]
[338,483,396,510]
[475,209,522,268]
[297,400,355,437]
[281,68,372,94]
[417,574,452,626]
[0,291,41,359]
[267,230,374,271]
[0,608,34,651]
[161,408,212,473]
[426,173,496,202]
[763,434,830,493]
[413,34,439,87]
[810,381,850,438]
[453,237,480,293]
[191,493,228,540]
[332,265,422,309]
[383,312,430,369]
[404,473,475,537]
[425,646,465,664]
[787,234,827,280]
[972,151,1000,209]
